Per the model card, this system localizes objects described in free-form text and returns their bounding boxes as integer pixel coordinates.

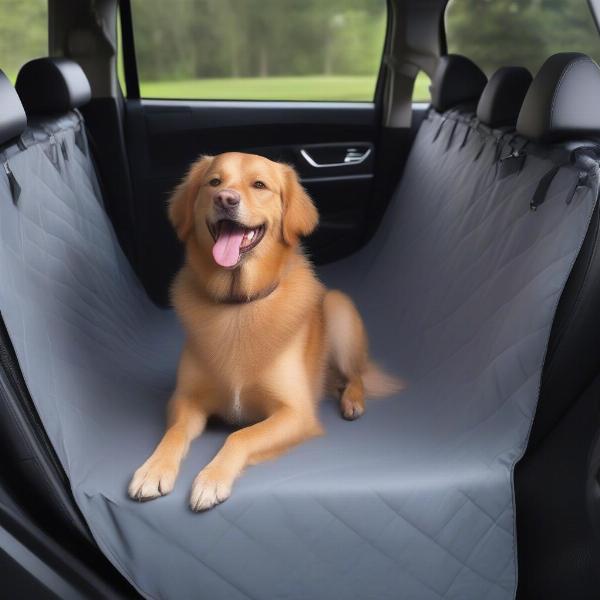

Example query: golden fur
[129,152,401,511]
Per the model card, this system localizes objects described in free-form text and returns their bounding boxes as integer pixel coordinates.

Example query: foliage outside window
[413,72,431,102]
[446,0,600,76]
[0,0,47,82]
[128,0,387,101]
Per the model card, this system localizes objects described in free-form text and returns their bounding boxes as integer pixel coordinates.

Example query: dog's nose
[214,189,240,210]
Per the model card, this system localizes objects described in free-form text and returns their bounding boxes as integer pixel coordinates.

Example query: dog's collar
[217,280,279,305]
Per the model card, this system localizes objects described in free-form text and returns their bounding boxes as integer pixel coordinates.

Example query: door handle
[300,147,372,168]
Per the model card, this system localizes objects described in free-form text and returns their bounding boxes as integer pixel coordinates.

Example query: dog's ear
[168,155,213,241]
[281,164,319,245]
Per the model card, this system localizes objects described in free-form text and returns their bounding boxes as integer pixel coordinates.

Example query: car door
[117,0,428,305]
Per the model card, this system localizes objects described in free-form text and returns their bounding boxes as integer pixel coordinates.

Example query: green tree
[0,0,47,80]
[130,0,386,80]
[445,0,600,76]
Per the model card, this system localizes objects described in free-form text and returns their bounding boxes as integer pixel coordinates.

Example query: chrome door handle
[300,147,372,168]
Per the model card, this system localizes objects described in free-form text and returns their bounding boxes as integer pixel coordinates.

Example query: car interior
[2,0,600,598]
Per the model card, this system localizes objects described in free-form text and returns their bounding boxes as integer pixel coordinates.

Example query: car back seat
[1,55,599,599]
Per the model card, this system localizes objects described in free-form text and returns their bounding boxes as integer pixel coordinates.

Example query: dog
[128,152,401,511]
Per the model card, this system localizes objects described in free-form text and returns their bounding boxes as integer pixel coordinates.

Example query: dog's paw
[341,404,364,420]
[128,458,178,501]
[340,387,365,421]
[190,468,232,512]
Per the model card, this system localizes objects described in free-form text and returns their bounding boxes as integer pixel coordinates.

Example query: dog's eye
[209,178,221,187]
[253,180,267,189]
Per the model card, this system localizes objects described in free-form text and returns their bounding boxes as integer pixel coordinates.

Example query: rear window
[445,0,600,75]
[0,0,47,82]
[125,0,387,102]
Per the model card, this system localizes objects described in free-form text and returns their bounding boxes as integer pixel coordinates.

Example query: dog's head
[168,152,318,270]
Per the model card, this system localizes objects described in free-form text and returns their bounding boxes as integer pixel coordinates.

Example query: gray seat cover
[0,109,597,600]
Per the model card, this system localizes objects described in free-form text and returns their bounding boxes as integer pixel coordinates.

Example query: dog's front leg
[129,346,211,501]
[128,392,207,501]
[190,402,321,511]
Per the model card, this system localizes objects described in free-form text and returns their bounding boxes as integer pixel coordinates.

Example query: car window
[445,0,600,75]
[413,71,431,102]
[0,0,47,82]
[125,0,387,102]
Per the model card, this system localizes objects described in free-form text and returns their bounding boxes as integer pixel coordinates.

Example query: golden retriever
[129,152,400,511]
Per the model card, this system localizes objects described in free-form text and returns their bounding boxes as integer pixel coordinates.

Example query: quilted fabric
[0,110,597,599]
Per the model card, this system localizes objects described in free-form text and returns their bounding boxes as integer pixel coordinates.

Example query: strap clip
[3,161,21,205]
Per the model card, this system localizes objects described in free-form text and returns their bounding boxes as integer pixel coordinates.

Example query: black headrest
[0,70,27,146]
[16,58,91,115]
[430,54,487,113]
[516,53,600,142]
[476,67,532,128]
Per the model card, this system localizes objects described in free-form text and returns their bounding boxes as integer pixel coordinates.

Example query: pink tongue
[212,222,245,268]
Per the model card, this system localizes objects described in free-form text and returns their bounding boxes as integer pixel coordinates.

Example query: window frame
[119,0,140,99]
[118,0,390,104]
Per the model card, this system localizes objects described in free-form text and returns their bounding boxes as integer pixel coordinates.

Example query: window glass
[117,11,126,92]
[0,0,47,82]
[128,0,387,101]
[413,71,431,102]
[445,0,600,76]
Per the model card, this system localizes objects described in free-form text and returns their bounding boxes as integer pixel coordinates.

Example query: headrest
[476,67,532,128]
[0,70,27,146]
[516,53,600,142]
[16,58,91,115]
[430,54,487,113]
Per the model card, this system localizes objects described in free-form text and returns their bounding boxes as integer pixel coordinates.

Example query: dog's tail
[362,361,406,398]
[362,361,404,398]
[324,290,404,401]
